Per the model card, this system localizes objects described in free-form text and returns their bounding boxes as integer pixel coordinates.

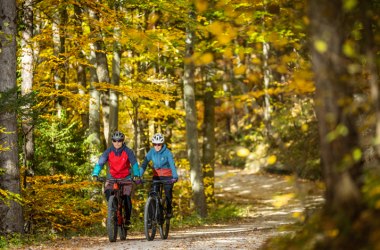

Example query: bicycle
[142,179,174,241]
[97,177,132,242]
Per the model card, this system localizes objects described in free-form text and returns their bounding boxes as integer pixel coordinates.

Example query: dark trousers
[105,189,132,223]
[151,176,173,214]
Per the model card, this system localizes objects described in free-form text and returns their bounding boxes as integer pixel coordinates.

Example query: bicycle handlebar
[139,179,176,184]
[95,176,134,183]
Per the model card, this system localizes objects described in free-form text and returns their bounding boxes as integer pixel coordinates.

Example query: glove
[171,178,178,184]
[133,176,142,184]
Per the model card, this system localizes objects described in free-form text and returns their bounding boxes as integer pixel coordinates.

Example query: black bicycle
[142,179,173,241]
[97,177,132,242]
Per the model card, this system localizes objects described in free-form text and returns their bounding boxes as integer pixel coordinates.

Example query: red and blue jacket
[139,144,178,179]
[92,144,139,179]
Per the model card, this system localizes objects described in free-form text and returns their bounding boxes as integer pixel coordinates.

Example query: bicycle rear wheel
[107,196,118,242]
[119,225,126,240]
[144,196,157,241]
[159,201,170,239]
[119,199,127,240]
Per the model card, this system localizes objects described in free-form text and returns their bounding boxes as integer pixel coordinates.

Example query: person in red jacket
[92,131,140,227]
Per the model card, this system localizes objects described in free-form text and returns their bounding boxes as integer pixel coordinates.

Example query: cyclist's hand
[92,175,98,181]
[171,178,178,184]
[133,176,142,184]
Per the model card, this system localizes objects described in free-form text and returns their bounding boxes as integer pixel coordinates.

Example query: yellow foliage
[236,147,250,158]
[267,155,277,165]
[193,52,214,66]
[23,175,105,233]
[272,193,295,208]
[195,0,208,12]
[314,39,328,53]
[234,65,246,75]
[289,70,315,94]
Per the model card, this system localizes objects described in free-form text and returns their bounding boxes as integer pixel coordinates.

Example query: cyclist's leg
[104,179,114,201]
[105,189,112,201]
[122,195,132,226]
[163,183,173,217]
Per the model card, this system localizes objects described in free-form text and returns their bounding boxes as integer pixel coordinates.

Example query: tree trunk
[202,78,216,203]
[88,41,102,164]
[0,0,23,233]
[20,0,35,180]
[52,6,67,118]
[74,5,88,130]
[89,5,111,146]
[110,22,121,136]
[359,0,380,162]
[262,42,271,125]
[183,11,207,218]
[308,1,365,247]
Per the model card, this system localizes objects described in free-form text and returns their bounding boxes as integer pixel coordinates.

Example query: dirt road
[20,168,324,249]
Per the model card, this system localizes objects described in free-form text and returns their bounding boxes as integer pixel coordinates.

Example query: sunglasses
[112,139,123,143]
[153,144,162,146]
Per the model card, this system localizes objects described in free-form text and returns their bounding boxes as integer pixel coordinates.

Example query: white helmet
[152,133,164,144]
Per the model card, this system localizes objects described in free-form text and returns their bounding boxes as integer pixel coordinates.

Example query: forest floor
[15,167,324,250]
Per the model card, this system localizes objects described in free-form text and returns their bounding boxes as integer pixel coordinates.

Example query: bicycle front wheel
[144,196,157,241]
[107,195,118,242]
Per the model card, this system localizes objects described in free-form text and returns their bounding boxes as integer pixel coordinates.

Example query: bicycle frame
[98,177,132,242]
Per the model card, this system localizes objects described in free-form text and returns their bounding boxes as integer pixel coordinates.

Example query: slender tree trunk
[262,42,271,124]
[183,11,207,218]
[87,6,104,157]
[202,75,216,203]
[89,5,111,146]
[88,41,102,164]
[74,5,88,130]
[0,0,23,233]
[110,21,121,136]
[52,6,67,118]
[20,0,35,180]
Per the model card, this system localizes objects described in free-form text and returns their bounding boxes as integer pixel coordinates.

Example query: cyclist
[139,133,178,218]
[92,131,140,227]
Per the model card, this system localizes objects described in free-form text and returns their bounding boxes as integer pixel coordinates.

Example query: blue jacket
[92,143,139,179]
[139,144,178,179]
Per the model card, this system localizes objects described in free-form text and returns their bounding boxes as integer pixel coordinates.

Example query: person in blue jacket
[139,133,178,217]
[92,130,140,227]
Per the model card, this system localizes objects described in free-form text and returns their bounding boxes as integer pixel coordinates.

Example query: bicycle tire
[119,225,126,240]
[107,195,118,242]
[144,196,157,241]
[159,200,170,239]
[119,199,127,240]
[159,218,170,239]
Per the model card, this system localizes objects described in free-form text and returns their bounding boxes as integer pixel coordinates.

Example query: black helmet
[112,131,125,141]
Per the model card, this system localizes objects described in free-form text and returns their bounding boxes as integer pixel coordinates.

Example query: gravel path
[17,168,324,250]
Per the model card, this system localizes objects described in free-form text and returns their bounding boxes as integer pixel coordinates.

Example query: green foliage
[0,233,24,249]
[34,115,89,176]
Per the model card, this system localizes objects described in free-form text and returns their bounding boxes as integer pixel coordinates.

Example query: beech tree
[0,0,23,234]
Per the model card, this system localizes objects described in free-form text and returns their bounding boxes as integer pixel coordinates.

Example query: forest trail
[17,167,324,250]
